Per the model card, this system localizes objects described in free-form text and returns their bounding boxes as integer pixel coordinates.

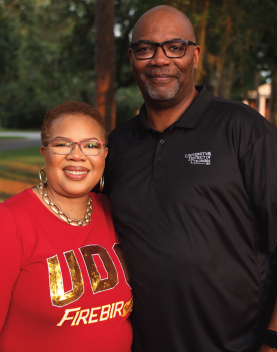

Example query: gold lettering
[47,251,84,307]
[113,244,131,287]
[80,245,118,293]
[57,307,81,326]
[89,307,101,323]
[76,309,90,325]
[122,297,133,316]
[110,303,115,318]
[113,301,124,318]
[72,311,80,326]
[57,300,133,326]
[100,305,111,321]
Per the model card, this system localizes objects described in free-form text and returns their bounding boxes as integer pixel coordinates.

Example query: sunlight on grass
[0,147,44,202]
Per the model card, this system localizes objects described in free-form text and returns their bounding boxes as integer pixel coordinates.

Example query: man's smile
[143,70,180,84]
[146,74,177,82]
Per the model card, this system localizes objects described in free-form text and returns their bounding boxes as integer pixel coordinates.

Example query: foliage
[116,86,143,125]
[1,0,96,129]
[0,0,276,129]
[166,0,277,102]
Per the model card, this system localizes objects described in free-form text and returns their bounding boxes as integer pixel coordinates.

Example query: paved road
[0,132,40,139]
[0,132,42,151]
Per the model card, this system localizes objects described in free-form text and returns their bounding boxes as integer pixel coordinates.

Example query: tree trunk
[194,0,209,85]
[95,0,116,133]
[218,60,235,99]
[212,16,232,97]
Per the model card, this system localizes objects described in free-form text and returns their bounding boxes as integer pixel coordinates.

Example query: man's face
[128,12,200,105]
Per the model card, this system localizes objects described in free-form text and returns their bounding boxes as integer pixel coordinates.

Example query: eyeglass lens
[51,139,102,156]
[133,41,187,59]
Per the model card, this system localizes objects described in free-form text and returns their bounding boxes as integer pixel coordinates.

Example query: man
[104,5,277,352]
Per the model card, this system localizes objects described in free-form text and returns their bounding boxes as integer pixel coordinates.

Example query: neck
[144,88,198,132]
[34,184,90,220]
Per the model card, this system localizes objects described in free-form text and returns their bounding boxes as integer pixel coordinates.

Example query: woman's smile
[63,166,90,181]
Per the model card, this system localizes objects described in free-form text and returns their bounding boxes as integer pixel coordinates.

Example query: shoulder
[92,193,111,213]
[1,189,35,214]
[209,95,275,134]
[0,192,33,252]
[90,192,116,238]
[0,189,39,241]
[108,115,139,144]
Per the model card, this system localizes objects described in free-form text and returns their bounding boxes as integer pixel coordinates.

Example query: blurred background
[0,0,276,201]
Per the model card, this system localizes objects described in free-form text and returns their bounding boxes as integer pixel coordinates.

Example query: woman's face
[40,113,108,198]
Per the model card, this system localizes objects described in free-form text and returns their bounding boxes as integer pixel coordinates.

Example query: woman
[0,101,132,352]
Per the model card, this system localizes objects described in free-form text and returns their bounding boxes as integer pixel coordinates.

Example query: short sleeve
[0,205,22,331]
[242,130,277,252]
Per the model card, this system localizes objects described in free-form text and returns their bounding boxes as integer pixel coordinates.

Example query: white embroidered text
[185,152,211,165]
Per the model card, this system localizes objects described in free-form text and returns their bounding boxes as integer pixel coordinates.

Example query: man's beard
[142,73,181,102]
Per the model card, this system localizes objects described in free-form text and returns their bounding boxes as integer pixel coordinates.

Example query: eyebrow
[137,38,185,43]
[53,136,100,141]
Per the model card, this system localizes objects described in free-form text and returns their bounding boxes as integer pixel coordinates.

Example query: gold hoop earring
[100,175,104,192]
[39,166,47,186]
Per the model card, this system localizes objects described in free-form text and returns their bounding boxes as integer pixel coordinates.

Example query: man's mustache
[142,69,180,77]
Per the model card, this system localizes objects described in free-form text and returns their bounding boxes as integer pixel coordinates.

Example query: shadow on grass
[0,164,39,183]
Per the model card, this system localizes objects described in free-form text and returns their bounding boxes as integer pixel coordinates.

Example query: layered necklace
[37,183,93,226]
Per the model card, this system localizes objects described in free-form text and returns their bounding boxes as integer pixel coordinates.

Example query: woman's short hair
[41,101,108,147]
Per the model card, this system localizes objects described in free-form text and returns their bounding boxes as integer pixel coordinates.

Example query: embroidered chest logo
[185,152,211,165]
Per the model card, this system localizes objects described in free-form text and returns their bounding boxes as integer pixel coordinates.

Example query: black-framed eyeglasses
[130,40,196,60]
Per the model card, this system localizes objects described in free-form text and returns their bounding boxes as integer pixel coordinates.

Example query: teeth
[64,170,88,175]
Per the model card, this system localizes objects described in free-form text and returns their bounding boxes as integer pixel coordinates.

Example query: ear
[128,48,134,72]
[193,46,201,69]
[104,147,108,158]
[40,146,47,160]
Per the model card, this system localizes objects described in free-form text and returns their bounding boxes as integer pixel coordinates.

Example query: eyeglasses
[49,138,104,156]
[130,40,196,60]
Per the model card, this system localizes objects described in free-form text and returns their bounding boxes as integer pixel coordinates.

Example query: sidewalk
[0,132,41,151]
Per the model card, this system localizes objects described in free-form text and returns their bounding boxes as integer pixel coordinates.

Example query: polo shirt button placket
[153,136,166,179]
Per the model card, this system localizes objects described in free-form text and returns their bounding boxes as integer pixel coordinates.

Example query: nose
[66,143,86,161]
[149,46,171,66]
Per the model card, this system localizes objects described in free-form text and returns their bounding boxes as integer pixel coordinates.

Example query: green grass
[0,146,43,164]
[0,147,44,201]
[0,136,27,140]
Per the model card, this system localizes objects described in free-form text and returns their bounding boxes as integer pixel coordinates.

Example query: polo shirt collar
[136,85,212,138]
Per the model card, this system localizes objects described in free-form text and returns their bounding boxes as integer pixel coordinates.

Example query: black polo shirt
[105,86,277,352]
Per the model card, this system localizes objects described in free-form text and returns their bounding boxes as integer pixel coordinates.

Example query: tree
[95,0,116,133]
[0,1,20,128]
[1,0,276,130]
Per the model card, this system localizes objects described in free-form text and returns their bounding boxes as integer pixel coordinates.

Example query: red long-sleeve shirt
[0,189,132,352]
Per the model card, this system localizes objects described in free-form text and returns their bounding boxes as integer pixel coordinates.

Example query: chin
[62,183,92,197]
[144,85,180,102]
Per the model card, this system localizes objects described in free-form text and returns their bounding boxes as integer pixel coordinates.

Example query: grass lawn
[0,147,44,202]
[0,136,27,140]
